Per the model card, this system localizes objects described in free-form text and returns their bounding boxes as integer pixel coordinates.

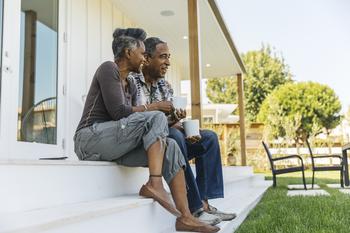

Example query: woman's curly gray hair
[112,28,147,60]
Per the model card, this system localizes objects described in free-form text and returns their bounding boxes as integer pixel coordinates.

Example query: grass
[235,171,350,233]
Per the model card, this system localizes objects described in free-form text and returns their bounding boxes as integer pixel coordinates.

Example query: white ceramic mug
[172,96,187,109]
[183,119,200,137]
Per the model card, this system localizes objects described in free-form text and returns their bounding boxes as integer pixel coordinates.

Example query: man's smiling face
[147,43,171,80]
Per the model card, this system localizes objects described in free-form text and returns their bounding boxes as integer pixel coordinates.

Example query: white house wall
[66,0,182,157]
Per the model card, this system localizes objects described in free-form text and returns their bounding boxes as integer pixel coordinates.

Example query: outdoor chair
[262,141,307,190]
[21,97,57,144]
[306,139,344,189]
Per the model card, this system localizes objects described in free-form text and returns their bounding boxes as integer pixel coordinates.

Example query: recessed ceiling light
[160,10,175,16]
[206,63,211,67]
[183,36,188,40]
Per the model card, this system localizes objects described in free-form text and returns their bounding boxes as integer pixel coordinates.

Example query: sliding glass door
[1,0,65,159]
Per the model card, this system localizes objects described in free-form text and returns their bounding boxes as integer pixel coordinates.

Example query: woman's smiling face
[128,41,146,73]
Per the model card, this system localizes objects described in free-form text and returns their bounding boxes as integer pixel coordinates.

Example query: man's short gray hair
[112,28,147,60]
[144,37,166,57]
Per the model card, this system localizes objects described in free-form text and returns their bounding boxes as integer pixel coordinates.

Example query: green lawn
[236,171,350,233]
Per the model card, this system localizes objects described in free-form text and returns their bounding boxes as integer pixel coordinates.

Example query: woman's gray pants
[74,111,186,184]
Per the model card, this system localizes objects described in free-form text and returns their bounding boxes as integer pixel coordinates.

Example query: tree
[257,82,342,144]
[206,77,237,104]
[205,45,292,121]
[242,45,292,121]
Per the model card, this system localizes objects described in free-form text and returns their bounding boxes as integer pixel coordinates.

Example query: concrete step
[214,180,272,233]
[0,172,271,233]
[0,196,174,233]
[222,166,254,178]
[164,175,272,233]
[0,160,255,213]
[0,159,149,213]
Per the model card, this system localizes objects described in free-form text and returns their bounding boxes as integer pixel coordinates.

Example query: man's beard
[151,69,164,80]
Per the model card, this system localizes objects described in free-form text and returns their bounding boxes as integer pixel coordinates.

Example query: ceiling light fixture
[160,10,175,17]
[183,36,188,40]
[206,63,211,67]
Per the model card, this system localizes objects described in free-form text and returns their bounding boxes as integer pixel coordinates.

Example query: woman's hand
[154,101,174,114]
[171,122,185,132]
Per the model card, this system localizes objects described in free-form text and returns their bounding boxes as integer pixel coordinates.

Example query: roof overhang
[22,0,57,31]
[112,0,246,80]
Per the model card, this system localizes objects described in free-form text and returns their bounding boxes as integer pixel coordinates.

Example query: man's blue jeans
[168,127,224,212]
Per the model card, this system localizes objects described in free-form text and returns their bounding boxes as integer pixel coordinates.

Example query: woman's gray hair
[112,28,147,60]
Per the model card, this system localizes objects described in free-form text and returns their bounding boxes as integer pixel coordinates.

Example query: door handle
[4,66,12,73]
[3,66,12,73]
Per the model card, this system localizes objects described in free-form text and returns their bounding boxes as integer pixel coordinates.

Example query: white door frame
[0,0,67,159]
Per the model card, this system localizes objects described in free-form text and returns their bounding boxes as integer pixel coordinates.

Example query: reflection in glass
[17,0,58,144]
[0,0,3,104]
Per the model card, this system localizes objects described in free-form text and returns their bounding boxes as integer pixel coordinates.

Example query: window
[17,0,58,144]
[0,0,3,104]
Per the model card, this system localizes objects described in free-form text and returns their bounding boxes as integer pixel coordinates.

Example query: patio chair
[262,141,307,190]
[306,139,344,189]
[21,97,57,144]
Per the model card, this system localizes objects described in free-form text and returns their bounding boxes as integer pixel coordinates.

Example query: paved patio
[287,184,320,190]
[287,189,330,196]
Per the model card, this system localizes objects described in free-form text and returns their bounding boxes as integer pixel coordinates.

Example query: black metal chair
[262,141,307,190]
[306,139,344,189]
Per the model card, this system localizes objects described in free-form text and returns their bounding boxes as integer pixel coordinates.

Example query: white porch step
[0,196,175,233]
[0,160,150,213]
[0,167,271,233]
[215,180,272,233]
[222,166,254,178]
[164,175,271,233]
[0,160,254,213]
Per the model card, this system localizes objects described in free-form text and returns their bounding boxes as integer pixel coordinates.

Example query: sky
[217,0,350,113]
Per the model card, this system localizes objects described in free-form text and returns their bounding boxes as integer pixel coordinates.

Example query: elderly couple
[74,28,235,233]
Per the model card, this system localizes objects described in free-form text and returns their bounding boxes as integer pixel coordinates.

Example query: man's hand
[155,101,174,114]
[171,122,200,143]
[175,109,186,120]
[170,108,186,123]
[186,135,201,144]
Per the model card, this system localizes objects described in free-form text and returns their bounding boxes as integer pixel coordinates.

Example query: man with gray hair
[130,37,237,226]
